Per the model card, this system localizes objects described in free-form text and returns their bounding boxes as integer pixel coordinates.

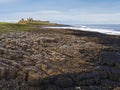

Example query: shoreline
[0,27,120,90]
[43,26,120,36]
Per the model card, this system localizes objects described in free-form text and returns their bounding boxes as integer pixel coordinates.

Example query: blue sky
[0,0,120,24]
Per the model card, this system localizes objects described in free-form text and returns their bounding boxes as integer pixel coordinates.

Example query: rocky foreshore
[0,28,120,90]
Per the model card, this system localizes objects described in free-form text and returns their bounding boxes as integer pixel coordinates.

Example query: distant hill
[0,18,65,33]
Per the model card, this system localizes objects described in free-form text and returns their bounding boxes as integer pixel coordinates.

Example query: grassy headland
[18,18,62,26]
[0,22,31,33]
[0,18,62,33]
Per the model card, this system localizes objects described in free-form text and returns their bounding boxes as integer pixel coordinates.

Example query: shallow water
[44,24,120,36]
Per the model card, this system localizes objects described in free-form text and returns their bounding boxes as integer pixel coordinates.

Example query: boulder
[110,67,120,81]
[0,47,5,54]
[101,80,116,87]
[55,76,74,87]
[99,52,116,66]
[113,87,120,90]
[41,64,48,71]
[27,71,40,85]
[0,67,6,79]
[7,67,17,79]
[115,52,120,69]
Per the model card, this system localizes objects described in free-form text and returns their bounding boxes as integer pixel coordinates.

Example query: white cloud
[1,10,120,24]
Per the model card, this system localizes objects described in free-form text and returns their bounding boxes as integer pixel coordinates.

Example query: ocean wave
[44,26,120,36]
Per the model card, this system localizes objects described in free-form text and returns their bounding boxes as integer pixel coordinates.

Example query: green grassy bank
[0,22,31,33]
[0,21,62,33]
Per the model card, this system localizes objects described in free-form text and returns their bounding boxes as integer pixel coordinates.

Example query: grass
[0,20,62,33]
[0,22,9,24]
[0,22,31,33]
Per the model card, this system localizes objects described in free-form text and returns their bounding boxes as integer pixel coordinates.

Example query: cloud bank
[0,10,120,24]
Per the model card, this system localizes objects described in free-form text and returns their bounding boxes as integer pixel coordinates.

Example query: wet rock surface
[0,28,120,90]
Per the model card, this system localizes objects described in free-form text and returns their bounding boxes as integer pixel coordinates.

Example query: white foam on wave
[44,26,120,36]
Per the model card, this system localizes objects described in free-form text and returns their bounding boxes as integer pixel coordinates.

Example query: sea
[44,24,120,36]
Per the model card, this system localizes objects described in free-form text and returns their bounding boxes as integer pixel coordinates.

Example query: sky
[0,0,120,24]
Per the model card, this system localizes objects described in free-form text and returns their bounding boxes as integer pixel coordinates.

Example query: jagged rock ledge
[0,28,120,90]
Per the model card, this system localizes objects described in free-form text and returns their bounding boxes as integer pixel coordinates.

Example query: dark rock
[96,66,110,79]
[0,28,120,89]
[45,85,62,90]
[101,80,116,87]
[55,76,74,87]
[86,79,95,85]
[113,87,120,90]
[0,47,5,54]
[110,67,120,81]
[75,73,86,81]
[99,52,116,66]
[115,52,120,69]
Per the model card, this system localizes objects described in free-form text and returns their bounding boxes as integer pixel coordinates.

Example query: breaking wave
[44,25,120,36]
